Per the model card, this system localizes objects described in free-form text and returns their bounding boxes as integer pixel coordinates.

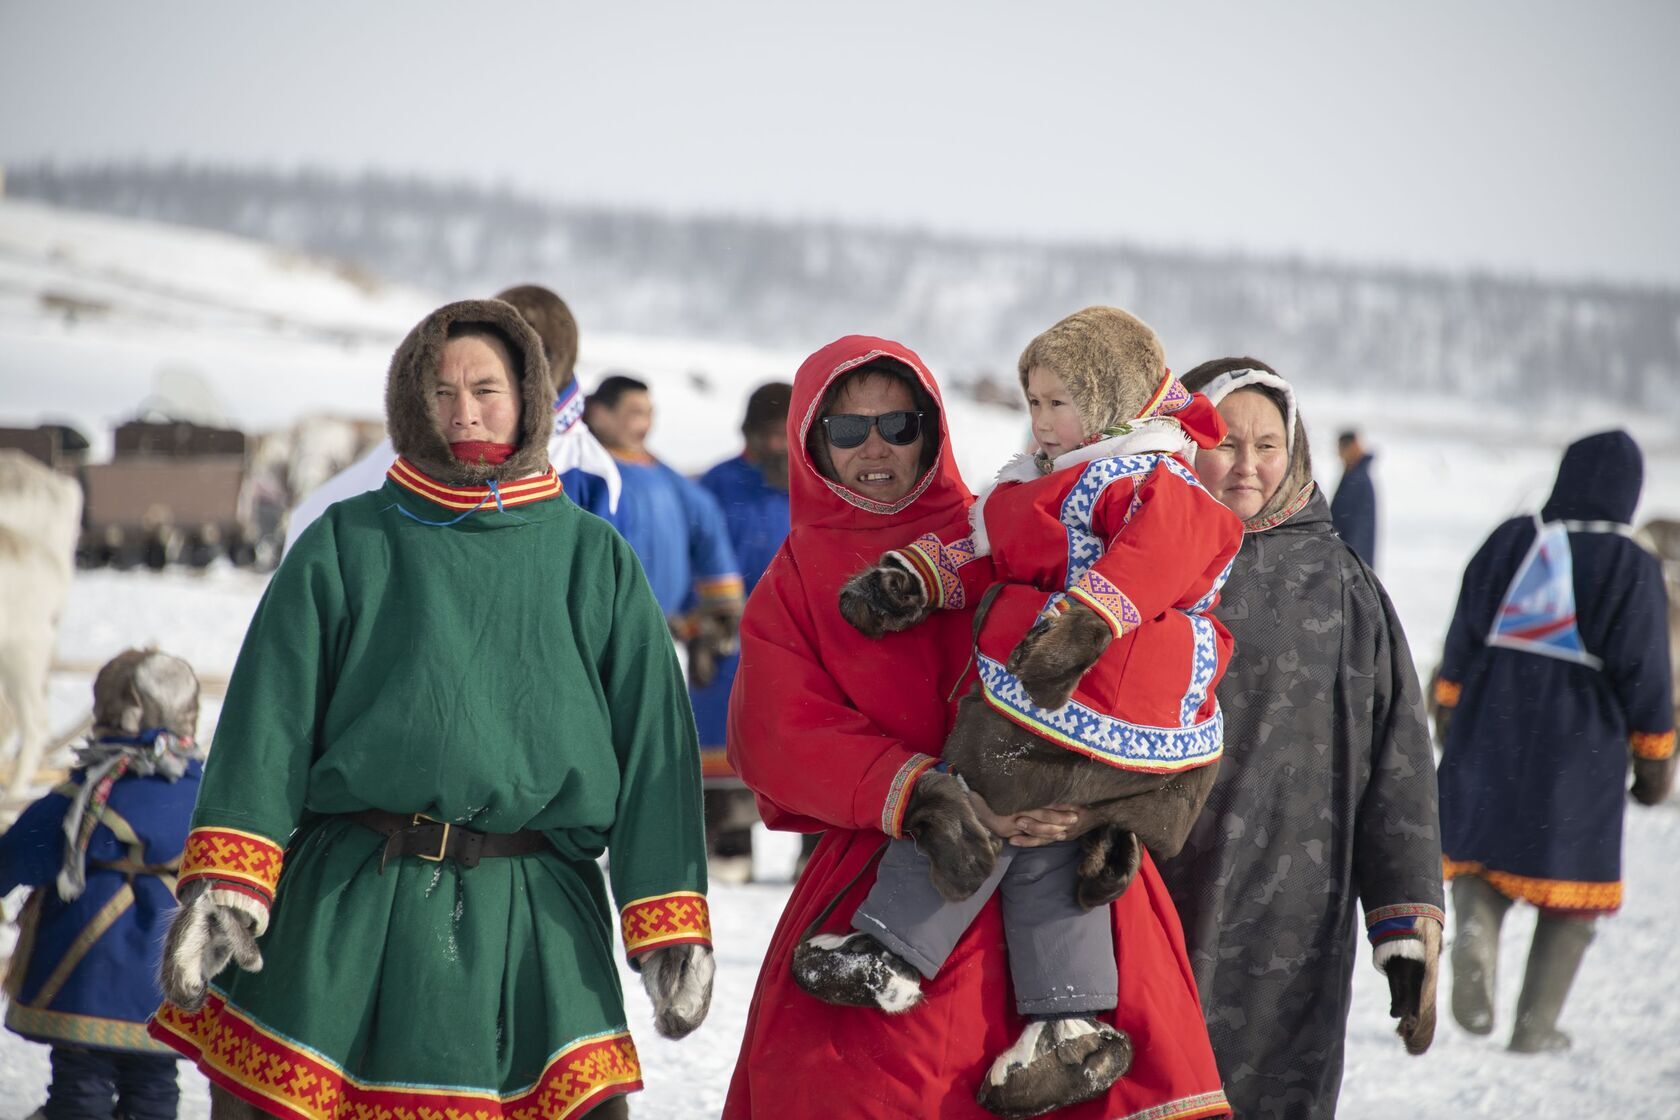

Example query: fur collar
[970,419,1194,554]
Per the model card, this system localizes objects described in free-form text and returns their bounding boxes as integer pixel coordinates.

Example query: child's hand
[1007,602,1112,709]
[839,555,929,638]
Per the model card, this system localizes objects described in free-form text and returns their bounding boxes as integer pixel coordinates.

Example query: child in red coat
[796,307,1242,1117]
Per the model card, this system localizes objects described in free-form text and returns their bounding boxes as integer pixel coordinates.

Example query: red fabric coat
[723,336,1230,1120]
[892,406,1242,774]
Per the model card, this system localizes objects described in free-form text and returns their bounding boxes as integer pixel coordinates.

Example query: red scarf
[449,440,515,465]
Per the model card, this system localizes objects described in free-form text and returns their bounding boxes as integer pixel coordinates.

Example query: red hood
[788,335,973,542]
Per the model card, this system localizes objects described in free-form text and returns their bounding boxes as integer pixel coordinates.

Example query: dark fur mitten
[839,555,929,638]
[1631,755,1675,806]
[1075,825,1142,910]
[1385,917,1442,1055]
[1007,602,1113,710]
[680,601,743,689]
[903,770,1000,901]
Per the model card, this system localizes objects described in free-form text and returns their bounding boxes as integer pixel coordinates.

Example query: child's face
[1025,366,1088,461]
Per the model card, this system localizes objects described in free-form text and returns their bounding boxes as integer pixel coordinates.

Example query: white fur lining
[1200,368,1297,454]
[968,420,1193,557]
[1372,936,1426,973]
[207,887,271,938]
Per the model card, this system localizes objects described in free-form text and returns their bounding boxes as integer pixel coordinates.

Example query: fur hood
[385,299,554,485]
[493,284,579,388]
[1017,306,1166,436]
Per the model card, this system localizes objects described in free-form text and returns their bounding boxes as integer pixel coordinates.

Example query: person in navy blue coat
[688,384,794,876]
[2,649,204,1120]
[1331,429,1378,568]
[1434,430,1675,1053]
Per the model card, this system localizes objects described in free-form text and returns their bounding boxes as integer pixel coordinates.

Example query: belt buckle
[412,813,451,862]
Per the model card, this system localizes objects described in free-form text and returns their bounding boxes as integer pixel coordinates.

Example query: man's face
[745,426,790,492]
[590,390,654,452]
[432,336,521,445]
[821,374,925,505]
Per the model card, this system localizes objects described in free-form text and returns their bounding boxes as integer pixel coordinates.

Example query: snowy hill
[3,198,1680,1119]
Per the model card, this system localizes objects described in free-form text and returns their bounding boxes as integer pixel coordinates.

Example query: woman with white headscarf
[1156,357,1445,1120]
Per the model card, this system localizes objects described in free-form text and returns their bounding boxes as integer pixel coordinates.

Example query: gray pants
[852,837,1117,1016]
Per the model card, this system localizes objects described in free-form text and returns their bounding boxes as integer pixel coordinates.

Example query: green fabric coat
[151,474,708,1116]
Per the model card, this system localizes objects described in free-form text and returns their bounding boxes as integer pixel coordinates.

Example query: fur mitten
[636,942,715,1040]
[1006,602,1113,710]
[158,888,264,1012]
[1075,825,1142,910]
[677,601,743,689]
[839,554,930,638]
[903,770,1001,902]
[1378,917,1442,1055]
[1631,755,1675,806]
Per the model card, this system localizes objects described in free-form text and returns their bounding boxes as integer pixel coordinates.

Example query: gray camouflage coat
[1156,487,1444,1120]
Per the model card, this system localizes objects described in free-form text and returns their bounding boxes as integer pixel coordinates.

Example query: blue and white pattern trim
[1180,614,1220,727]
[552,381,586,434]
[977,653,1224,772]
[1059,455,1207,583]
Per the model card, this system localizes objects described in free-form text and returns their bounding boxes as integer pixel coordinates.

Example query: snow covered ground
[3,199,1679,1116]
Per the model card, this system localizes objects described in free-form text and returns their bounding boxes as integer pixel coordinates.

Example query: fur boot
[1005,602,1113,711]
[976,1017,1133,1119]
[637,942,715,1040]
[791,931,924,1013]
[1509,914,1595,1053]
[1449,874,1512,1035]
[901,769,1001,901]
[838,553,930,638]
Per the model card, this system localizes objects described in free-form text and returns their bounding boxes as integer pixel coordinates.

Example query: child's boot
[976,1016,1132,1118]
[791,931,923,1013]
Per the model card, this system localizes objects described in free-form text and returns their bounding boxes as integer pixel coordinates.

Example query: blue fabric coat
[612,454,741,617]
[688,455,791,779]
[1330,452,1378,568]
[1436,432,1674,911]
[1,761,202,1052]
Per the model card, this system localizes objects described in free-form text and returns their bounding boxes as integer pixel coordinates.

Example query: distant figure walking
[1331,429,1377,568]
[1435,430,1675,1053]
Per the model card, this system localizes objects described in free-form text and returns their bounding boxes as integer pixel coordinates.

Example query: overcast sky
[3,0,1676,286]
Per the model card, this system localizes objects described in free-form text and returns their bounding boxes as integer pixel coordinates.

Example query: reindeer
[0,450,82,802]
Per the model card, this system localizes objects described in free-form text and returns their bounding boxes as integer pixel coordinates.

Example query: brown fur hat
[92,648,200,740]
[1017,307,1166,436]
[493,284,579,387]
[385,299,554,486]
[1182,356,1314,526]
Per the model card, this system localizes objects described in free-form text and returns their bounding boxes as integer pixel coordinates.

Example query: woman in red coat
[723,335,1229,1119]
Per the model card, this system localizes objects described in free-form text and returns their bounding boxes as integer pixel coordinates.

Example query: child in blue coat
[1,649,202,1120]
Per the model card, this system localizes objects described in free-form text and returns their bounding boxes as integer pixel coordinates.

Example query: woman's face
[820,373,925,505]
[1196,388,1289,519]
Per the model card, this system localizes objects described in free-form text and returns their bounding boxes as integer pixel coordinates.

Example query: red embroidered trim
[386,457,562,511]
[693,574,745,603]
[177,828,284,905]
[150,994,640,1120]
[899,534,979,611]
[1067,572,1143,639]
[881,753,939,837]
[1135,370,1193,420]
[620,892,712,958]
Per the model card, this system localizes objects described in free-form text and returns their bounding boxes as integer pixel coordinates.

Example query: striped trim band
[620,891,712,958]
[386,457,562,511]
[1443,858,1621,913]
[881,753,939,837]
[1632,729,1676,760]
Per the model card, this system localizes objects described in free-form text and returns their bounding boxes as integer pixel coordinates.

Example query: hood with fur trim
[385,299,554,486]
[1017,306,1166,436]
[1183,356,1315,530]
[493,284,579,388]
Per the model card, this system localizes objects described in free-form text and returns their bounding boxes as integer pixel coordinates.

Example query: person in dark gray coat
[1157,359,1445,1120]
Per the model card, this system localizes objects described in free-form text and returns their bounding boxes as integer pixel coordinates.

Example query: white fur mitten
[158,888,265,1011]
[636,942,715,1040]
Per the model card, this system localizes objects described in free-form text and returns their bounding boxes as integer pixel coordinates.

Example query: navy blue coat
[1330,452,1378,568]
[688,455,790,782]
[1436,432,1674,911]
[0,761,202,1052]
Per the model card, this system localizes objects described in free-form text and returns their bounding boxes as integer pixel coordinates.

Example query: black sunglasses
[820,411,926,449]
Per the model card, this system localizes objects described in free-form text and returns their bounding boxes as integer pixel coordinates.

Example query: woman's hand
[967,791,1088,848]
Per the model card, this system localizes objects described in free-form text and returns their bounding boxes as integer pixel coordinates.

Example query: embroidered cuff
[620,891,712,960]
[1365,904,1443,973]
[1632,729,1676,760]
[1433,677,1462,709]
[177,826,284,913]
[694,574,745,605]
[1066,571,1142,640]
[893,534,979,611]
[880,753,940,838]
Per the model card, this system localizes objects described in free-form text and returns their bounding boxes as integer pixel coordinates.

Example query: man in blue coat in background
[687,384,794,879]
[1331,429,1378,568]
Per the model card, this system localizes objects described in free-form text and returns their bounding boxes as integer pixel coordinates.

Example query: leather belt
[348,809,548,873]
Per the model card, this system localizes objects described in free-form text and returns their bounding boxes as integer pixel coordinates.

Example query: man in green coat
[151,299,713,1120]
